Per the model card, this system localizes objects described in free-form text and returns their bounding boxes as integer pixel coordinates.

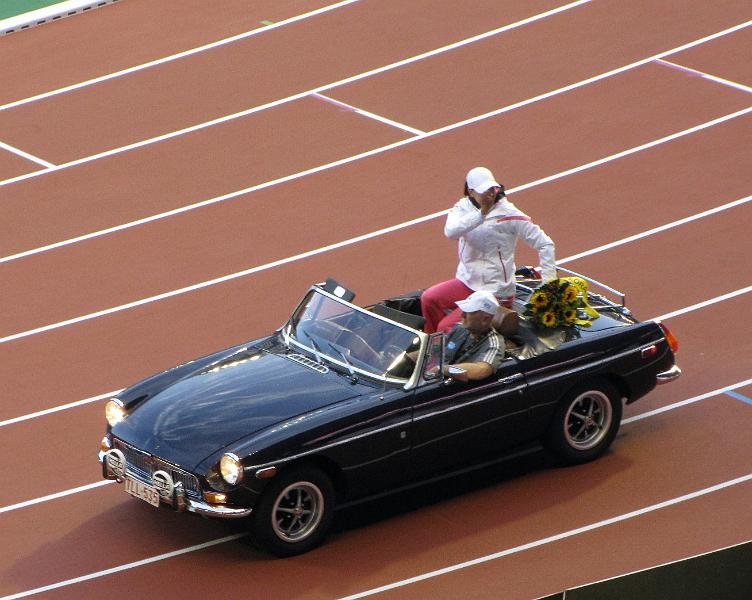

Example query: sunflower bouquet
[523,277,600,328]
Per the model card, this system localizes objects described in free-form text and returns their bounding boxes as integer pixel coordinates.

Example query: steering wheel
[304,320,382,366]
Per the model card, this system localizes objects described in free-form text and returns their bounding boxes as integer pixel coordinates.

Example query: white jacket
[444,196,556,297]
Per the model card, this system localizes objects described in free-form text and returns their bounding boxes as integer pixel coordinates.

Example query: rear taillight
[658,322,679,353]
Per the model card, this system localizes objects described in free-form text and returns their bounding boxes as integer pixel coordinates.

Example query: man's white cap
[456,290,500,315]
[466,166,501,193]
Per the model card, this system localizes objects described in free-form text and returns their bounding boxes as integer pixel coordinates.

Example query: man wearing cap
[421,166,556,334]
[441,290,505,382]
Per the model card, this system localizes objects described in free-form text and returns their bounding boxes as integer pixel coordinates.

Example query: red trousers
[421,279,473,334]
[421,279,513,334]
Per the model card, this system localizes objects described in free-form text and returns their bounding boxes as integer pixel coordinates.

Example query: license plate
[124,476,161,507]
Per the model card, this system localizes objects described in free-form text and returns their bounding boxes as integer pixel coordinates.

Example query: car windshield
[288,290,421,379]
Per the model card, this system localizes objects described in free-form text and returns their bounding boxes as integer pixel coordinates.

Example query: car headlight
[105,398,127,426]
[220,453,243,485]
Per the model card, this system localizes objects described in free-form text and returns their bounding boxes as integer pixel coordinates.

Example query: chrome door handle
[498,373,523,384]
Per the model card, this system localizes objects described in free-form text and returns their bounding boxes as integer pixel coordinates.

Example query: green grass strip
[0,0,68,20]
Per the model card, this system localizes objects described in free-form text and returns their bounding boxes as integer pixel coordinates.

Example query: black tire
[249,466,335,557]
[543,380,622,465]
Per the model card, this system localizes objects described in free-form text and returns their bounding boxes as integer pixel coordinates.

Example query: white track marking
[1,99,749,267]
[0,0,362,111]
[0,0,593,191]
[0,45,749,263]
[312,92,426,135]
[0,208,445,344]
[0,140,54,168]
[622,378,752,425]
[0,481,113,514]
[1,111,749,346]
[3,474,748,599]
[559,195,752,265]
[652,286,752,321]
[0,534,248,600]
[507,107,752,194]
[338,476,752,599]
[0,389,122,428]
[656,58,752,94]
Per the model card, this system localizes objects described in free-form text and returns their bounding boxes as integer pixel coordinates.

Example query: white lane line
[1,110,749,345]
[507,108,752,195]
[0,533,248,600]
[559,194,752,265]
[0,100,748,269]
[0,481,114,514]
[0,389,122,428]
[653,285,752,321]
[0,0,593,191]
[0,208,442,344]
[622,378,752,425]
[338,475,752,599]
[3,474,749,599]
[655,58,752,94]
[1,34,749,264]
[0,140,55,168]
[312,92,426,135]
[0,0,362,111]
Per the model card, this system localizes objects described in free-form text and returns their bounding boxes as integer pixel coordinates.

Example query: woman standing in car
[421,166,557,334]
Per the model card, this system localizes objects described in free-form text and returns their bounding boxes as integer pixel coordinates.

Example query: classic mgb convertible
[99,269,680,556]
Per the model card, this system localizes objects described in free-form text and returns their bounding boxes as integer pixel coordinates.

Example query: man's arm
[443,361,493,382]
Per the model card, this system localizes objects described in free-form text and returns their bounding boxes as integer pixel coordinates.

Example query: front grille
[113,438,201,500]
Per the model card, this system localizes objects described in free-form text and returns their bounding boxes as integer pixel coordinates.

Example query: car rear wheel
[250,466,335,557]
[543,380,622,464]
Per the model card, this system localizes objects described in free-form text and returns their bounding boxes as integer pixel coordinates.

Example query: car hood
[111,350,361,470]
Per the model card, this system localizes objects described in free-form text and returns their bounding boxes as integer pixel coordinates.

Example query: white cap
[456,290,500,315]
[466,167,501,193]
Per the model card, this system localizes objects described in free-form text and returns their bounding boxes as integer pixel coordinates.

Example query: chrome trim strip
[412,406,532,450]
[525,340,665,387]
[656,365,682,384]
[556,266,626,306]
[245,418,413,471]
[412,386,527,422]
[185,498,253,518]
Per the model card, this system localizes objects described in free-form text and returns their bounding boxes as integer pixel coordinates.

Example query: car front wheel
[250,466,335,557]
[543,380,622,464]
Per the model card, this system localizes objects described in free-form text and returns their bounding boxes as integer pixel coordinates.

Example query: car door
[409,357,530,478]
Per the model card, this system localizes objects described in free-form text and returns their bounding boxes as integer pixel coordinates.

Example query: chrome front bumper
[99,450,252,519]
[656,364,682,385]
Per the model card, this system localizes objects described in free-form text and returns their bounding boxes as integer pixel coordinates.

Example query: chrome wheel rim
[564,390,612,450]
[271,481,324,543]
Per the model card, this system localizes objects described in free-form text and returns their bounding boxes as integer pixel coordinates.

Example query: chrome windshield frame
[281,286,430,389]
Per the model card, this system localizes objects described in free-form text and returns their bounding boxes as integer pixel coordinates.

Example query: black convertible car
[99,270,680,556]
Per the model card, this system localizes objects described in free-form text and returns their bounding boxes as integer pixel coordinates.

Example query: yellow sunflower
[531,291,549,307]
[562,285,578,304]
[564,308,577,324]
[541,311,557,327]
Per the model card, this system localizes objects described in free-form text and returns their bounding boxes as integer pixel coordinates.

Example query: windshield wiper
[326,342,358,383]
[298,330,323,364]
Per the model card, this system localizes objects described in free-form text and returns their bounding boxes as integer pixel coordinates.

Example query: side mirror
[422,333,445,381]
